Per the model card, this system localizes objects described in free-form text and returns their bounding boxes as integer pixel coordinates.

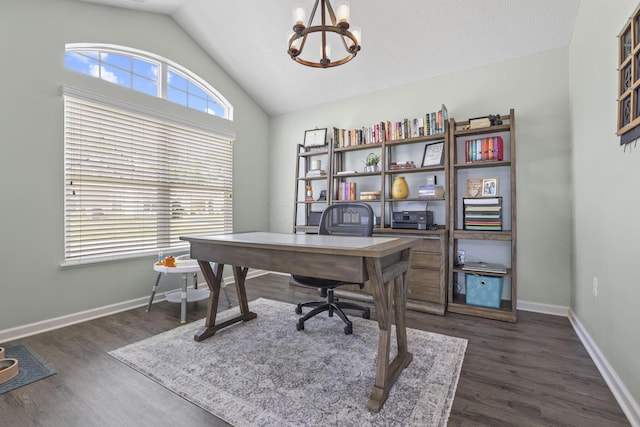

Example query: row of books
[463,197,502,231]
[337,182,357,201]
[332,105,448,148]
[464,136,504,163]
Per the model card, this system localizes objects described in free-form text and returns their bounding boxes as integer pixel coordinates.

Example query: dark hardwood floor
[0,273,630,426]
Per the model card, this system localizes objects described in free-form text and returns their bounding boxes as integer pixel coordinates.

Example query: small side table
[147,260,230,324]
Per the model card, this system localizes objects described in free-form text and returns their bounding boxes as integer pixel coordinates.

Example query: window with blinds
[63,94,233,263]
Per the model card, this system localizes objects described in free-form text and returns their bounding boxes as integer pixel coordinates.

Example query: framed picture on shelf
[421,141,444,167]
[481,177,498,196]
[465,178,483,197]
[304,128,327,147]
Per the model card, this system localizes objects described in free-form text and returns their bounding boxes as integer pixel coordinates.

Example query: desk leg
[194,261,257,342]
[366,249,413,412]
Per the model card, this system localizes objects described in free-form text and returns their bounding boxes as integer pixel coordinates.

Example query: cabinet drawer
[408,276,441,302]
[413,238,441,253]
[411,251,442,269]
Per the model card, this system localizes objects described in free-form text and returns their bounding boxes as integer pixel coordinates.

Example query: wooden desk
[180,231,416,412]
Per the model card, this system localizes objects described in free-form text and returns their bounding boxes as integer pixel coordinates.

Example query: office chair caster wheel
[296,320,304,331]
[344,322,353,335]
[295,305,302,315]
[362,308,370,319]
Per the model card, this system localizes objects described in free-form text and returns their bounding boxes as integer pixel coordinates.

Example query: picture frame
[421,141,444,167]
[304,128,327,147]
[481,177,498,196]
[465,178,483,197]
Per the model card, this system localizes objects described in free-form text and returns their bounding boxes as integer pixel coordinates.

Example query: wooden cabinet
[447,109,517,322]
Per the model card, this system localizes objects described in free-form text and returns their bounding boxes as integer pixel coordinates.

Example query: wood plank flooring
[0,273,630,426]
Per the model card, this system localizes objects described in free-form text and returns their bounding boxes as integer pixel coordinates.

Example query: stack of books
[359,191,381,201]
[305,169,326,178]
[463,197,502,230]
[418,185,444,199]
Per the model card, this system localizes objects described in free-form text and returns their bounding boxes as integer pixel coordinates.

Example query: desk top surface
[181,231,416,258]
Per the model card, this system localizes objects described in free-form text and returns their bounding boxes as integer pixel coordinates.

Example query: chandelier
[287,1,362,68]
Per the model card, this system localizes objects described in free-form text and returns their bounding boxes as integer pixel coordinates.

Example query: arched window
[64,43,233,120]
[62,44,235,264]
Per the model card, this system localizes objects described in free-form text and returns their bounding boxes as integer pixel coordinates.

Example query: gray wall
[570,0,640,407]
[270,47,573,306]
[0,0,270,330]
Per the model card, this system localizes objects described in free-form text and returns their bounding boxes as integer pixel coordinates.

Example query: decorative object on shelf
[467,114,503,129]
[311,159,322,170]
[363,152,380,172]
[317,189,327,201]
[418,185,444,199]
[389,161,416,170]
[465,178,483,197]
[304,128,328,146]
[421,141,445,167]
[359,191,381,200]
[305,185,314,201]
[288,0,362,69]
[481,177,498,196]
[391,176,409,199]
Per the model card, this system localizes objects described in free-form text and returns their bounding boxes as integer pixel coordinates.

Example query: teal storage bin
[466,274,503,309]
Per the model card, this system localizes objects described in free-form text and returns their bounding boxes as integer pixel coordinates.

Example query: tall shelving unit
[294,122,450,315]
[447,109,517,322]
[292,143,331,234]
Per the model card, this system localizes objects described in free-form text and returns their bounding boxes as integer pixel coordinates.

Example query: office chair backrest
[318,203,374,236]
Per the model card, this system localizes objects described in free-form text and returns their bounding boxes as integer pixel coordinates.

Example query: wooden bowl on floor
[0,358,19,384]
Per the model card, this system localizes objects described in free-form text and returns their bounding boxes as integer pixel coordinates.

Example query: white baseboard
[516,300,570,317]
[0,269,268,345]
[569,309,640,427]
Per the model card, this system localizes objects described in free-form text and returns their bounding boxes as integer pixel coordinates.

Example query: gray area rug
[0,344,57,394]
[109,298,467,426]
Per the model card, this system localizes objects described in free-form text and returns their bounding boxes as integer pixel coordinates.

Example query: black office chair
[292,203,373,335]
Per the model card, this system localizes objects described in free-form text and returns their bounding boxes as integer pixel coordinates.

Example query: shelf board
[375,226,447,236]
[448,296,517,322]
[453,229,512,241]
[384,134,446,146]
[334,144,382,153]
[333,199,381,203]
[453,123,511,137]
[387,197,445,202]
[453,160,511,170]
[294,225,318,233]
[334,171,379,178]
[296,200,328,204]
[298,175,328,181]
[453,267,512,277]
[298,149,329,157]
[386,165,445,174]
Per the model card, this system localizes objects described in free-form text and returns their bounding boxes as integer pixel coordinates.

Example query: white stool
[147,258,231,324]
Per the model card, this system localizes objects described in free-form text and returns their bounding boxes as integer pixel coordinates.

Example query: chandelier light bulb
[292,3,306,26]
[351,26,362,48]
[335,1,350,24]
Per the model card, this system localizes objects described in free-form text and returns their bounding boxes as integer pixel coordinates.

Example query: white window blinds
[64,94,233,263]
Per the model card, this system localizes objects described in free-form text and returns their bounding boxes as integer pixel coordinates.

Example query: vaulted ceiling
[77,0,580,116]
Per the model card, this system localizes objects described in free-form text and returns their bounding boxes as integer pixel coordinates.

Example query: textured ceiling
[77,0,580,116]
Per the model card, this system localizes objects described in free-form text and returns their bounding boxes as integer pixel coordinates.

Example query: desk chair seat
[292,203,373,335]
